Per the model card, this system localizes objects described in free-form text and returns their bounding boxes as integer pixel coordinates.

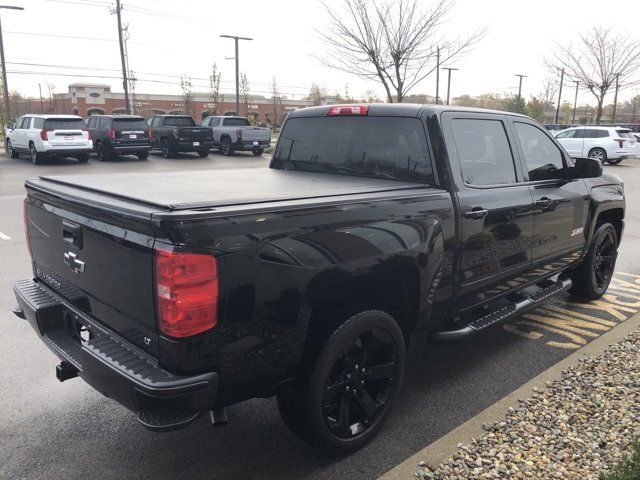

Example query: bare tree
[208,63,222,115]
[317,0,485,103]
[45,82,56,114]
[308,83,326,106]
[547,28,640,124]
[180,75,193,116]
[630,92,640,123]
[240,72,250,118]
[539,78,558,111]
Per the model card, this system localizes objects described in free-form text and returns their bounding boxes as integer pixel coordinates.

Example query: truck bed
[29,168,426,211]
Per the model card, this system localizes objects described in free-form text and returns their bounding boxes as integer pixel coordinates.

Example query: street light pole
[515,74,527,113]
[220,34,252,115]
[38,82,44,113]
[442,67,458,105]
[0,5,24,124]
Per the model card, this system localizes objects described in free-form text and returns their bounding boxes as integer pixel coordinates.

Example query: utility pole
[612,73,620,124]
[442,67,458,105]
[554,68,564,123]
[572,81,579,123]
[0,5,24,124]
[435,47,440,104]
[220,34,252,115]
[38,83,44,113]
[515,74,527,113]
[111,0,130,114]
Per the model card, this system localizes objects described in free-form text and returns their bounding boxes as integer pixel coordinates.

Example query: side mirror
[574,156,603,178]
[6,123,13,130]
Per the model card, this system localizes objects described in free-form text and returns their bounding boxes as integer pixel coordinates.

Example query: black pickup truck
[147,114,214,158]
[12,104,624,453]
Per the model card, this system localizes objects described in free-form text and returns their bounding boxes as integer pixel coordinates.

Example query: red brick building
[53,83,315,125]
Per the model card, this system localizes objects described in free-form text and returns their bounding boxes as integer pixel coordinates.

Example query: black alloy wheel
[568,222,618,300]
[277,310,405,453]
[593,229,616,291]
[322,327,400,440]
[161,139,173,159]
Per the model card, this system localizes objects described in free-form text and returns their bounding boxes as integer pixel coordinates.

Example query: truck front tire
[277,310,405,453]
[161,139,175,159]
[568,222,618,300]
[220,137,233,156]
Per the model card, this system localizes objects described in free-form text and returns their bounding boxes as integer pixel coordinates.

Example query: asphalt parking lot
[1,152,639,480]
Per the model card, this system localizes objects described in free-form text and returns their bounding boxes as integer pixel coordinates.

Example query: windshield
[163,116,196,127]
[224,118,251,127]
[272,116,434,184]
[113,118,148,130]
[44,118,87,130]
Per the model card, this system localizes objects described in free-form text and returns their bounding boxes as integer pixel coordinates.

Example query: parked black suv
[86,115,151,161]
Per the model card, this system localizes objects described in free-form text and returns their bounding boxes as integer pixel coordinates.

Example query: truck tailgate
[178,127,213,141]
[241,127,270,142]
[25,190,159,355]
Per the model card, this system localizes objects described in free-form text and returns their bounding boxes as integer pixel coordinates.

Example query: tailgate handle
[62,220,83,249]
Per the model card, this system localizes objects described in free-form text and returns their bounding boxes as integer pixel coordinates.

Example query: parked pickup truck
[199,115,270,156]
[13,104,624,453]
[147,114,214,158]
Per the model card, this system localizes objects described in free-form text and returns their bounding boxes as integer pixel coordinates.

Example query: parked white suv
[555,126,636,165]
[6,114,93,164]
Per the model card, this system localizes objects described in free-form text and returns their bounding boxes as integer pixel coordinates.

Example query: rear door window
[210,117,221,127]
[450,118,516,186]
[556,129,577,139]
[44,118,87,130]
[513,122,566,181]
[273,116,433,184]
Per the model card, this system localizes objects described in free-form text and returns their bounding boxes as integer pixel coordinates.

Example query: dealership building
[50,83,315,124]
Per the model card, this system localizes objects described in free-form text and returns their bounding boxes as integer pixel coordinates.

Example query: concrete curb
[378,310,640,480]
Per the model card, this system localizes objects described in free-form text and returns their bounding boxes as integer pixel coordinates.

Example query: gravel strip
[416,329,640,479]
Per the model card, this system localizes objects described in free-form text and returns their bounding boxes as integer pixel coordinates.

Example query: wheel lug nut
[347,374,351,379]
[355,364,359,370]
[346,386,350,391]
[361,380,365,385]
[361,368,366,373]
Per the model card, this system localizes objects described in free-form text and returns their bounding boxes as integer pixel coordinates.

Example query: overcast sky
[3,0,639,106]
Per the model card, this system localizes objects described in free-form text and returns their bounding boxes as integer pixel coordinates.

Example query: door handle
[535,197,552,209]
[464,207,488,220]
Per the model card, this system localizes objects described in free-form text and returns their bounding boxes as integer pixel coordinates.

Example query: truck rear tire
[161,139,175,159]
[277,310,405,453]
[252,147,264,156]
[137,151,149,160]
[568,222,618,300]
[220,137,233,156]
[197,148,209,158]
[77,154,89,164]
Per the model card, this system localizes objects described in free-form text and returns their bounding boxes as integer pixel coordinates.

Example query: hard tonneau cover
[29,169,426,211]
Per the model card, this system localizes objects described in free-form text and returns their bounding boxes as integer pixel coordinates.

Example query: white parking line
[0,231,10,240]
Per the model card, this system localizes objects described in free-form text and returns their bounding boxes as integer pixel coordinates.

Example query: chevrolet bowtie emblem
[64,251,85,274]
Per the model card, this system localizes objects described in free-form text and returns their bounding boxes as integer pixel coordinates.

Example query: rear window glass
[112,118,149,130]
[44,118,87,129]
[223,118,250,127]
[162,116,196,127]
[272,116,433,184]
[616,130,634,139]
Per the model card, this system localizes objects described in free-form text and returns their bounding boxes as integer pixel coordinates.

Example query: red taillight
[108,128,116,139]
[40,129,49,141]
[327,105,369,116]
[155,249,219,338]
[148,128,153,139]
[23,199,32,257]
[236,129,242,141]
[616,138,625,148]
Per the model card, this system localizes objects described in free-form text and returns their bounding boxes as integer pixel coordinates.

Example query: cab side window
[451,118,517,186]
[514,122,566,181]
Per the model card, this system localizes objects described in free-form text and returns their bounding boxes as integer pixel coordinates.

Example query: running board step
[429,277,572,343]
